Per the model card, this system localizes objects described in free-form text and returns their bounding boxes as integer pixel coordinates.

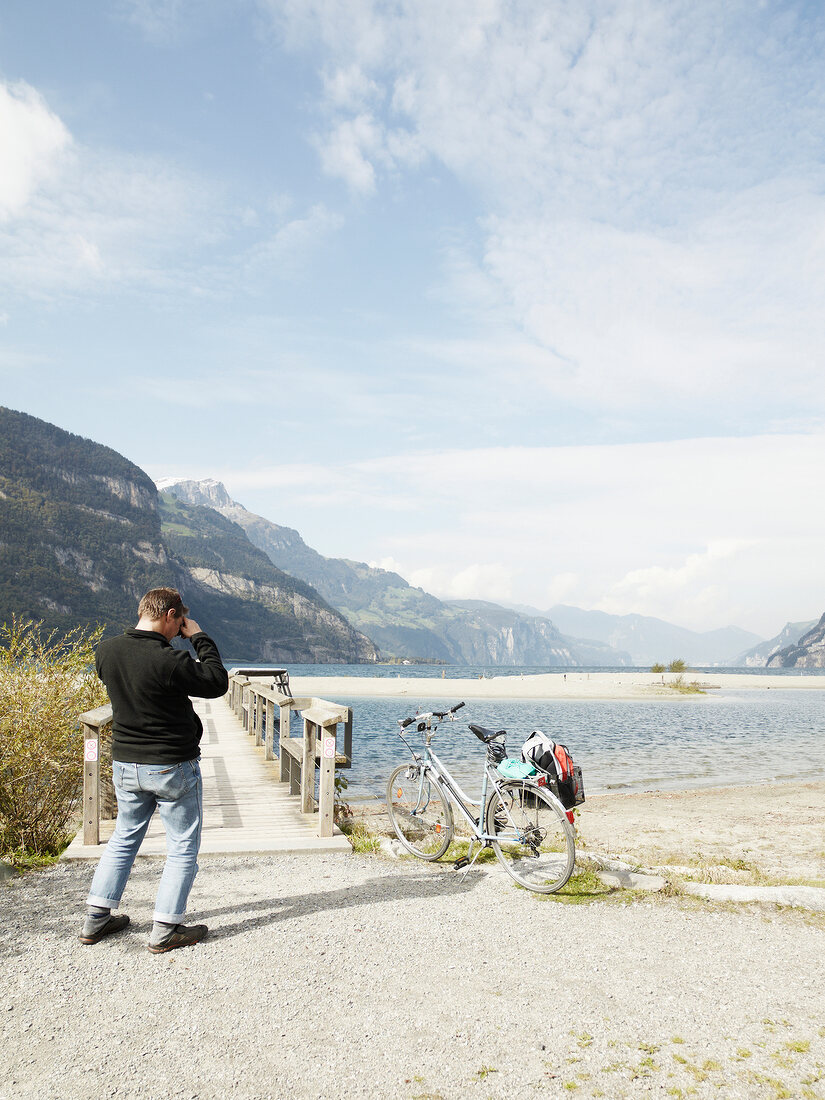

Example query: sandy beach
[576,780,825,882]
[289,669,825,701]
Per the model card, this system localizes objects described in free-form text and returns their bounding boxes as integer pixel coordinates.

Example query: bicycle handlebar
[397,701,465,729]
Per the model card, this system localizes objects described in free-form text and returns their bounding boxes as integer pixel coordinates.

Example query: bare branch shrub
[0,617,108,856]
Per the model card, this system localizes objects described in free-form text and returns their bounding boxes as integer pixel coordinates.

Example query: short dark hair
[138,587,189,622]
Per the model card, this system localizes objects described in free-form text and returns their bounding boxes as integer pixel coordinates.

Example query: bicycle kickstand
[453,839,487,876]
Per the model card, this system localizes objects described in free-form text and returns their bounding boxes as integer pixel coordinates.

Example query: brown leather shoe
[147,923,208,954]
[78,914,130,945]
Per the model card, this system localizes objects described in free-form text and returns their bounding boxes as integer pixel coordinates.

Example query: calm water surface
[241,663,825,803]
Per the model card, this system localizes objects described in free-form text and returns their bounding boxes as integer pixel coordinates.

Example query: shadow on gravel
[199,867,483,941]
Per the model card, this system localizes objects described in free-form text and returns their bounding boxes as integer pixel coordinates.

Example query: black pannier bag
[521,730,585,810]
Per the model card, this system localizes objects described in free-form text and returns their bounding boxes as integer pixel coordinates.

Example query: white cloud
[239,203,343,276]
[0,77,339,303]
[406,562,514,603]
[0,80,71,220]
[263,1,825,417]
[546,572,580,606]
[315,115,379,193]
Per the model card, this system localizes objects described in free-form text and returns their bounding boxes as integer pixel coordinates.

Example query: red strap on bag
[554,744,573,781]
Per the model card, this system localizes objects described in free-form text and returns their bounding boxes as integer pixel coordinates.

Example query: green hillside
[0,408,377,661]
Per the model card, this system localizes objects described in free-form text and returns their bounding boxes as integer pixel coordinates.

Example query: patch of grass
[785,1039,811,1054]
[720,857,759,872]
[735,1048,753,1060]
[670,1036,685,1045]
[441,839,496,864]
[748,1072,794,1099]
[340,820,382,854]
[475,1066,497,1081]
[536,866,617,905]
[666,675,706,694]
[2,845,68,871]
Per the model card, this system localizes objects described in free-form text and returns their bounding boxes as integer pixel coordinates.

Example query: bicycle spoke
[487,781,575,892]
[387,764,453,860]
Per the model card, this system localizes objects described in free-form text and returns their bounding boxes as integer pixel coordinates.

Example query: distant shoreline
[289,669,825,701]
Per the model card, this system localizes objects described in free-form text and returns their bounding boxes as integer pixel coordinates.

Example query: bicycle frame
[406,741,511,845]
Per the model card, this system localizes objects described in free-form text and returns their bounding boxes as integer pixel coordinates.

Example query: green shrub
[0,617,108,857]
[668,658,687,672]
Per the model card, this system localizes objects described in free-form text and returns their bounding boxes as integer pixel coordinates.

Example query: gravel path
[2,852,824,1100]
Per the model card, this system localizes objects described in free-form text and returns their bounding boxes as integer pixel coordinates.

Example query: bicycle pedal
[453,857,470,870]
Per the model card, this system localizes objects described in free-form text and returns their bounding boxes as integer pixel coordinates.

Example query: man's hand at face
[179,616,202,639]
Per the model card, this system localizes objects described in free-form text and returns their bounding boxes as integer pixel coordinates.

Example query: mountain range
[529,604,762,667]
[3,406,822,668]
[157,478,626,666]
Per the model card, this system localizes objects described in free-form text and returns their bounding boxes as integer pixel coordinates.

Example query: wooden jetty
[62,672,353,859]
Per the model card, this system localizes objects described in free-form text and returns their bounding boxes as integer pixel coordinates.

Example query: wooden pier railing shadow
[63,669,353,859]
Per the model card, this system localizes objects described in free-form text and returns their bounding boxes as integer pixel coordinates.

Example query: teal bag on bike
[497,758,536,779]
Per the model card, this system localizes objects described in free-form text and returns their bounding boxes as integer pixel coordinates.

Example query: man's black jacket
[96,629,229,764]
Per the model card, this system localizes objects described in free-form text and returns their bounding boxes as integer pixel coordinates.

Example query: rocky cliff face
[158,494,378,663]
[734,620,817,667]
[766,614,825,668]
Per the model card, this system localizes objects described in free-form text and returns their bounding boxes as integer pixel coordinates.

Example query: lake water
[239,664,825,804]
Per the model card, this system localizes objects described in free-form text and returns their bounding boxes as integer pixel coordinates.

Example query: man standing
[79,587,228,953]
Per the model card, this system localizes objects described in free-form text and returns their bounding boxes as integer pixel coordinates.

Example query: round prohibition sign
[322,737,336,759]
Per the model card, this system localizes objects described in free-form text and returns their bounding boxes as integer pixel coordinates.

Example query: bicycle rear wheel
[387,763,454,860]
[487,780,575,893]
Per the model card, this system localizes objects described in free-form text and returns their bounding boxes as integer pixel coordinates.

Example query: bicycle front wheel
[487,780,575,893]
[387,763,454,860]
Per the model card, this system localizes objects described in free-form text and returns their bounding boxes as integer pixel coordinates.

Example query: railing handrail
[80,704,113,729]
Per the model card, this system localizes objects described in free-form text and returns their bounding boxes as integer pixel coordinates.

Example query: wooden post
[279,703,291,780]
[253,690,263,746]
[264,698,274,761]
[301,716,315,813]
[79,705,113,846]
[82,720,100,846]
[343,707,353,765]
[318,721,336,838]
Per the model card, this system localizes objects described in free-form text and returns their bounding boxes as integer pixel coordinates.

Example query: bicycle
[385,702,576,893]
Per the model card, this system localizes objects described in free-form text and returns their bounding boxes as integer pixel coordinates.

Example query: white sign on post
[323,737,335,759]
[84,739,99,762]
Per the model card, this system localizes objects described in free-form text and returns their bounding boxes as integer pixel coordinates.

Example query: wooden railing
[80,674,354,846]
[227,672,352,839]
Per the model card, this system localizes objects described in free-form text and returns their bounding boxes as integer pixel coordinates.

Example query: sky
[2,1,825,639]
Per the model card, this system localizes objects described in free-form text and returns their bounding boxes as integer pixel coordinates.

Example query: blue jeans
[87,759,203,924]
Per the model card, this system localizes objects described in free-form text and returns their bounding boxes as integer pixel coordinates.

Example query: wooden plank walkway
[62,695,351,859]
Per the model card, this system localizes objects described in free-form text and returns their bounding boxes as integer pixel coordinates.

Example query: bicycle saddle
[468,723,506,743]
